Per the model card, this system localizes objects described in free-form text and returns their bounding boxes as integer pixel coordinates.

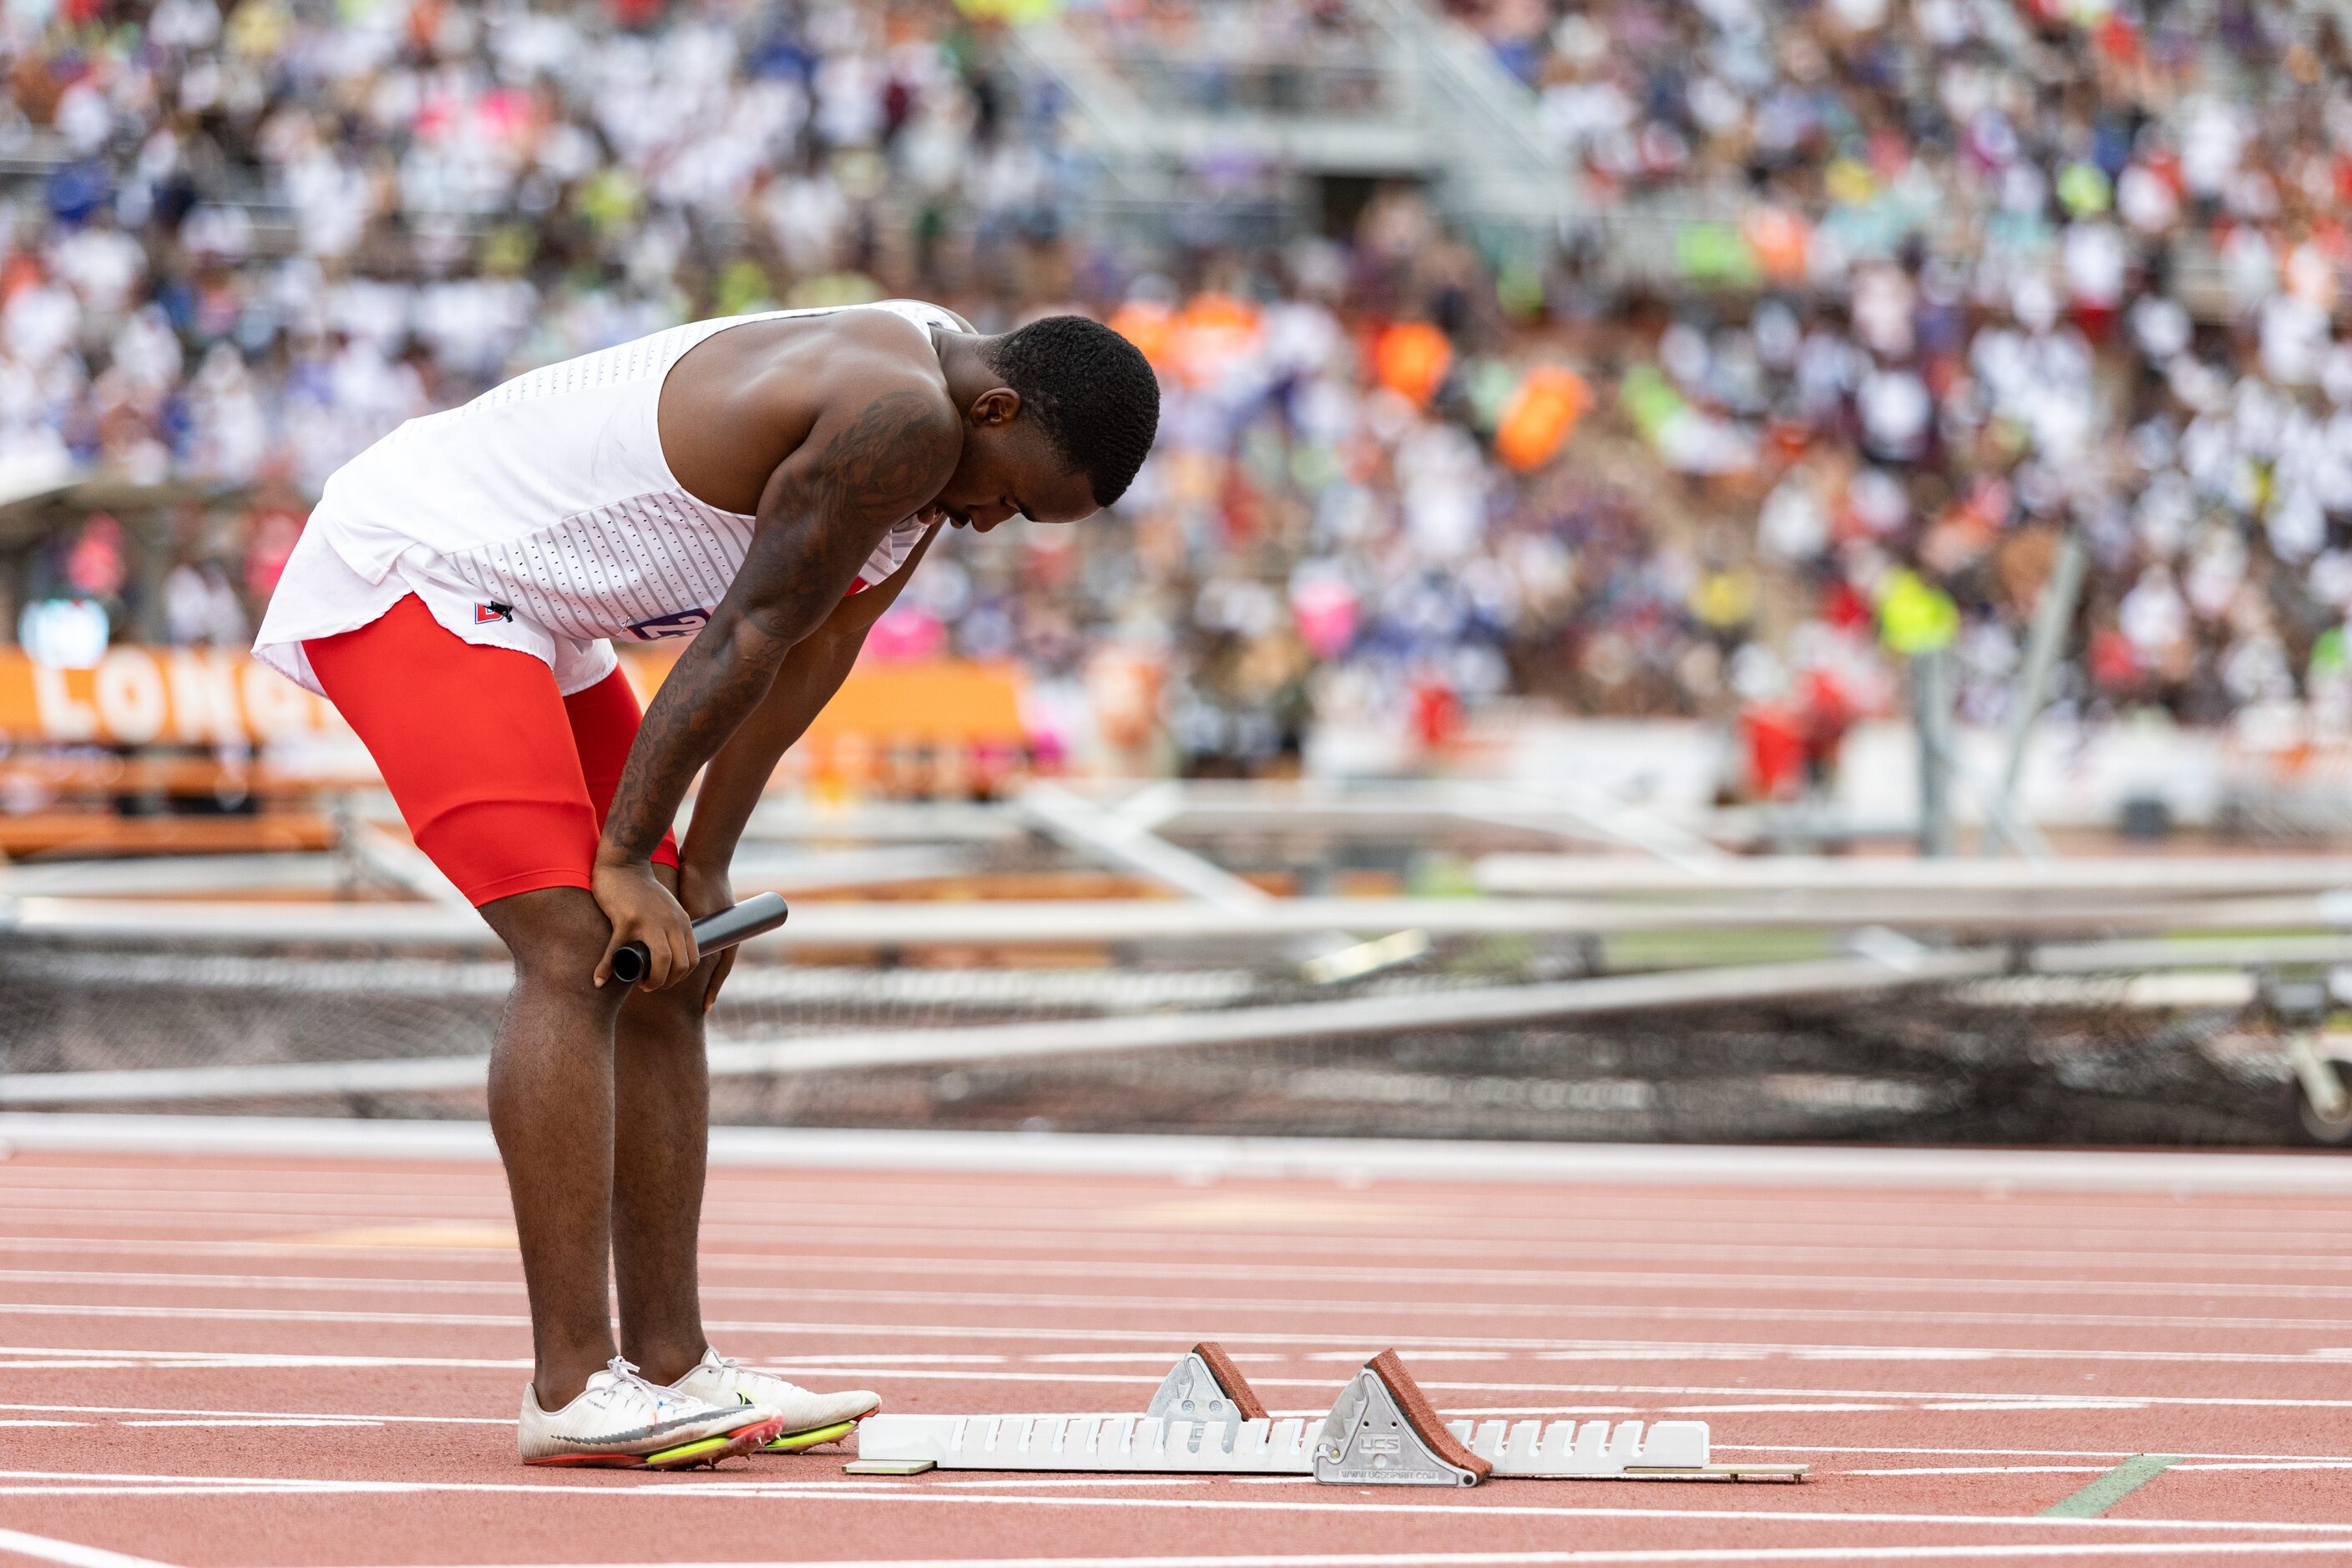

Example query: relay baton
[609,891,791,987]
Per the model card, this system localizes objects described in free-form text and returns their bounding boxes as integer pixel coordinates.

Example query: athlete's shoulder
[878,298,976,333]
[815,301,963,366]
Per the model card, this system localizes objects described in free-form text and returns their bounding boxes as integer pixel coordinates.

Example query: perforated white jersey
[254,300,959,696]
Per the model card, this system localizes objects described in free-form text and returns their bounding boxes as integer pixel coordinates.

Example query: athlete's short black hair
[984,315,1160,508]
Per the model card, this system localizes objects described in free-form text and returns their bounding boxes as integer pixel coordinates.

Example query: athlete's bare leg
[609,963,716,1384]
[479,886,632,1409]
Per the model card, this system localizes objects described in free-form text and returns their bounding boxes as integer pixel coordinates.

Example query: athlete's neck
[935,331,1005,409]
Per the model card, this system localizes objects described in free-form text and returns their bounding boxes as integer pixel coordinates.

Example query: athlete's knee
[483,887,619,998]
[618,976,704,1036]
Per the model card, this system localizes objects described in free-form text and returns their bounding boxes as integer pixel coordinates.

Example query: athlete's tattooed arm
[661,523,941,1009]
[682,522,940,876]
[589,387,958,989]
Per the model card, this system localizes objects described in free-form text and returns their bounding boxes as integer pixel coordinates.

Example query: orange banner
[0,647,1029,747]
[0,648,338,745]
[618,649,1028,746]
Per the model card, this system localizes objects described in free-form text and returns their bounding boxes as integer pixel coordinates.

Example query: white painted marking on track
[1655,1404,1904,1414]
[18,1206,2352,1277]
[781,1354,1011,1364]
[37,1166,2352,1243]
[0,1347,530,1372]
[930,1476,1216,1489]
[119,1419,381,1428]
[1723,1444,2352,1463]
[0,1402,508,1427]
[6,1472,2352,1534]
[1922,1403,2151,1413]
[25,1261,2352,1338]
[1028,1352,1219,1363]
[32,1232,2352,1307]
[23,1242,2352,1351]
[1854,1462,2352,1476]
[20,1114,2352,1196]
[13,1298,2352,1373]
[14,1342,2352,1419]
[307,1548,2352,1566]
[0,1527,180,1568]
[18,1180,2352,1248]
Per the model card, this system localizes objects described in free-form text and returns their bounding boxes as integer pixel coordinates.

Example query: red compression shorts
[304,594,680,908]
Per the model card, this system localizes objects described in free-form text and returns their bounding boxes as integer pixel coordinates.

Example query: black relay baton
[609,891,790,987]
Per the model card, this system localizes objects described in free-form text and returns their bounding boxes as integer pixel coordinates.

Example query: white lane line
[6,1472,2352,1531]
[18,1212,2352,1278]
[20,1166,2352,1237]
[931,1477,1219,1490]
[13,1343,2352,1417]
[14,1343,2352,1417]
[20,1117,2352,1196]
[29,1234,2352,1316]
[28,1162,2344,1225]
[1723,1444,2352,1463]
[0,1265,2253,1318]
[119,1419,381,1429]
[30,1125,2352,1213]
[30,1182,2352,1246]
[33,1185,2352,1254]
[34,1402,2349,1464]
[17,1266,2352,1335]
[0,1491,340,1501]
[9,1185,2342,1241]
[0,1348,2284,1403]
[9,1197,2352,1271]
[311,1548,2352,1566]
[1852,1464,2352,1475]
[13,1302,2352,1373]
[0,1348,529,1371]
[11,1211,2352,1277]
[0,1529,180,1568]
[0,1402,506,1426]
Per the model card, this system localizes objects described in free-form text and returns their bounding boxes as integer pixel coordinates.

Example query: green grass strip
[2039,1454,2182,1517]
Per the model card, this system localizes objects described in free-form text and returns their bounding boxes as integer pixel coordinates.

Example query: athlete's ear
[968,387,1021,427]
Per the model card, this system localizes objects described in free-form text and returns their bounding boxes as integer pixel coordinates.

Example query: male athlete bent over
[254,303,1159,1466]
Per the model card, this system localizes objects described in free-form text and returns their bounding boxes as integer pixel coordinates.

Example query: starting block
[850,1343,1806,1485]
[1146,1341,1267,1426]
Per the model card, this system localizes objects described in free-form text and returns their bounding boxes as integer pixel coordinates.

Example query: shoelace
[701,1352,811,1399]
[592,1356,686,1414]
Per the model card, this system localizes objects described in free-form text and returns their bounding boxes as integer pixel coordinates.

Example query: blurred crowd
[4,0,2352,784]
[1447,0,2352,783]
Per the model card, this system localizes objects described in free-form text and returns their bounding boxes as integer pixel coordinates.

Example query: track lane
[3,1150,2349,1564]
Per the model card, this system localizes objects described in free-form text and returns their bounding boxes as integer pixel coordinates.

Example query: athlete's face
[919,388,1098,533]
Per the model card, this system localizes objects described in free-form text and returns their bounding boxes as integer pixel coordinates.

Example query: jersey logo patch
[474,602,513,624]
[623,608,712,640]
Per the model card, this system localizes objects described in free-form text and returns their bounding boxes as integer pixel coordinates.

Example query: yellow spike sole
[762,1419,859,1453]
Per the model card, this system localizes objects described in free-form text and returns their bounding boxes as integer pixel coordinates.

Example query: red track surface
[4,1146,2352,1565]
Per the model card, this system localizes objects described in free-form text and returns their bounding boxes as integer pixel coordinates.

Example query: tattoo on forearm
[600,389,953,862]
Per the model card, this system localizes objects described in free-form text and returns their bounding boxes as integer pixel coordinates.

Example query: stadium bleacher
[0,0,2345,792]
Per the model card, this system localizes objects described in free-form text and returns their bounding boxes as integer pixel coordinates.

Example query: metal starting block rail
[848,1344,1806,1485]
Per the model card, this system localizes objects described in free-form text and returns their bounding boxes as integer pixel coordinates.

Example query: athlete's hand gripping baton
[609,891,790,988]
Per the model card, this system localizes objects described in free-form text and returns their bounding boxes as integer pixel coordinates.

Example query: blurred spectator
[3,0,2352,784]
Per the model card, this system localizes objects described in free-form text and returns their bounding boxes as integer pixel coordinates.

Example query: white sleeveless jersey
[253,299,959,696]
